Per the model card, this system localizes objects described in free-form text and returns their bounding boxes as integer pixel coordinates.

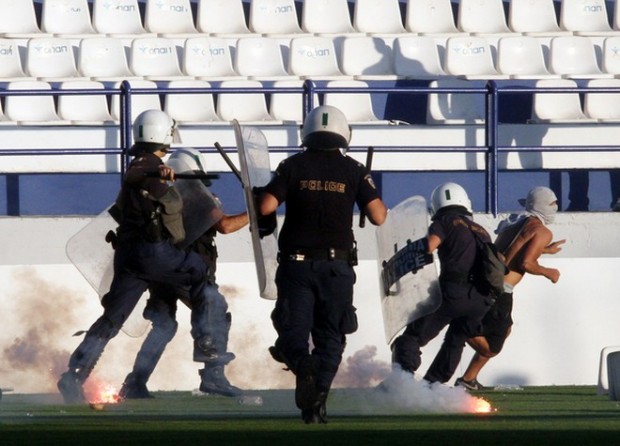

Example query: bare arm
[259,192,279,216]
[427,233,442,253]
[215,212,249,234]
[364,198,388,226]
[519,227,560,283]
[543,239,566,255]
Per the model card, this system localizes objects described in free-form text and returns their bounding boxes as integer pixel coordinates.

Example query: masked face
[525,187,558,224]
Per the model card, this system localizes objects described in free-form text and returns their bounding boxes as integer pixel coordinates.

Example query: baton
[214,142,244,185]
[145,172,220,180]
[359,146,374,228]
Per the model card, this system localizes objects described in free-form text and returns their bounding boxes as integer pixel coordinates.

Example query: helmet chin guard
[301,105,351,150]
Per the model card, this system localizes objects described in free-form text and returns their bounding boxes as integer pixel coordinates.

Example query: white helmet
[300,105,351,150]
[167,148,207,174]
[430,182,472,215]
[133,109,178,147]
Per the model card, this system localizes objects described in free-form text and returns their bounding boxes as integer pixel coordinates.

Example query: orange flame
[471,397,494,414]
[84,379,120,404]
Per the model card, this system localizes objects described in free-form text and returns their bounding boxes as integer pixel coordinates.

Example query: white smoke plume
[333,345,391,388]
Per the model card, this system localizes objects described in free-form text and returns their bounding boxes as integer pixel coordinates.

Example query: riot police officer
[391,182,494,384]
[258,105,387,423]
[57,110,212,404]
[118,148,249,399]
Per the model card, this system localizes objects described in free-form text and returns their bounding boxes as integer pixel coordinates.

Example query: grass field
[1,386,619,445]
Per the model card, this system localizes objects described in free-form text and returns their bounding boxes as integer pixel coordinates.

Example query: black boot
[199,365,243,397]
[303,391,328,424]
[119,372,153,399]
[57,370,86,404]
[295,355,320,412]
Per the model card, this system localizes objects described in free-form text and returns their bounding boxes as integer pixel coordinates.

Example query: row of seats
[3,77,620,126]
[4,0,620,38]
[4,34,620,83]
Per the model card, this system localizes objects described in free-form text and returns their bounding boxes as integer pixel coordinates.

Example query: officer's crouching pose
[57,110,212,404]
[258,105,387,423]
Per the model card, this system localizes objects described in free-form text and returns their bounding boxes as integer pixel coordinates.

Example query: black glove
[252,186,277,238]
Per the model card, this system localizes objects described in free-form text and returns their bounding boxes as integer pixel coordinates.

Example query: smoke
[333,345,391,388]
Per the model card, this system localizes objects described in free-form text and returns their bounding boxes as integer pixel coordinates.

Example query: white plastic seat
[92,0,154,37]
[457,0,512,35]
[509,0,571,36]
[444,36,508,79]
[268,80,308,123]
[323,80,387,124]
[57,80,115,125]
[405,0,460,35]
[196,0,251,36]
[183,37,245,80]
[41,0,97,37]
[288,36,347,80]
[393,36,446,79]
[597,346,620,395]
[353,0,406,35]
[110,79,162,122]
[497,36,560,79]
[340,36,398,80]
[233,37,292,80]
[301,0,358,35]
[25,38,87,82]
[249,0,303,36]
[129,37,186,81]
[78,37,141,82]
[144,0,198,36]
[426,78,487,124]
[0,0,50,38]
[216,80,272,123]
[4,80,69,125]
[530,79,593,123]
[0,39,34,81]
[548,36,611,79]
[560,0,613,35]
[163,80,220,124]
[603,36,620,75]
[583,78,620,121]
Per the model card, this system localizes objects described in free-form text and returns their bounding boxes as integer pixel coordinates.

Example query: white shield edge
[233,120,278,300]
[376,195,441,344]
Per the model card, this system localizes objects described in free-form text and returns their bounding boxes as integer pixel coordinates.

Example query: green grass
[1,386,619,445]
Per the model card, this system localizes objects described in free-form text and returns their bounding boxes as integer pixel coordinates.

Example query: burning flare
[84,379,120,404]
[471,396,494,414]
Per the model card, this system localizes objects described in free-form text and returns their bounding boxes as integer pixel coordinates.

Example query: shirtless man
[455,186,566,391]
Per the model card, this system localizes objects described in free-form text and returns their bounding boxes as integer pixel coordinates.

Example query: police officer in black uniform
[391,182,494,384]
[57,110,212,404]
[258,105,387,423]
[118,148,249,399]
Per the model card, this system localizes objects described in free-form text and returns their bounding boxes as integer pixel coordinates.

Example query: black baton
[214,141,244,185]
[359,146,374,228]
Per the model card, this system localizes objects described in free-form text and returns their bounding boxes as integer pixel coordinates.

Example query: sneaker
[455,377,486,391]
[119,374,153,400]
[295,355,319,412]
[199,366,243,397]
[57,371,85,404]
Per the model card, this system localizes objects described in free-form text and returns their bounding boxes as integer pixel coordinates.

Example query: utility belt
[439,270,474,285]
[278,246,358,266]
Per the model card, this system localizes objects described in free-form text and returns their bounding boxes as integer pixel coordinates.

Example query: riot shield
[376,195,441,344]
[65,178,223,337]
[233,120,278,300]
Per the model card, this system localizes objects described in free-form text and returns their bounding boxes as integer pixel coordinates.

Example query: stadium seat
[288,36,347,79]
[548,36,611,79]
[110,79,161,122]
[530,79,593,123]
[353,0,406,35]
[0,39,34,81]
[249,0,303,36]
[182,37,245,80]
[323,80,387,123]
[508,0,570,36]
[57,80,115,125]
[583,78,620,121]
[339,36,398,80]
[405,0,460,35]
[25,38,87,82]
[41,0,97,37]
[268,79,307,123]
[301,0,358,35]
[603,36,620,75]
[233,37,291,80]
[216,80,272,123]
[129,37,186,80]
[163,79,219,124]
[196,0,251,36]
[607,350,620,401]
[497,36,560,79]
[457,0,512,35]
[597,346,620,395]
[392,36,447,79]
[426,78,486,124]
[0,0,50,38]
[92,0,154,37]
[4,80,69,125]
[560,0,613,35]
[444,36,508,79]
[144,0,198,36]
[78,37,140,82]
